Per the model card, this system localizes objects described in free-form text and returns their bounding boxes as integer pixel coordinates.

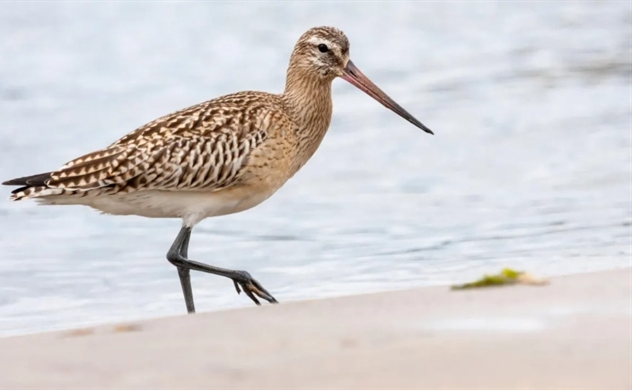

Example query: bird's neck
[283,67,333,129]
[282,66,334,173]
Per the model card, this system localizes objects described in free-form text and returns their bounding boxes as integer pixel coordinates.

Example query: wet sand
[0,268,629,389]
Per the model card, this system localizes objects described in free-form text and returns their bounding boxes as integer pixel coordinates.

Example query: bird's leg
[167,226,196,313]
[166,227,278,313]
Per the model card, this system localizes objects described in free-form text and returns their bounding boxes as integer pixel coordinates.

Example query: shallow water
[0,2,630,336]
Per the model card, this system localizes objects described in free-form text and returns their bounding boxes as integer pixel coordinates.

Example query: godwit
[3,26,433,314]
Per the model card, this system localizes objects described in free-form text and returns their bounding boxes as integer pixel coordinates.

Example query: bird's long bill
[341,60,433,135]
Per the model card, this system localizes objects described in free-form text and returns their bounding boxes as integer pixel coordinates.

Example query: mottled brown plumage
[3,26,433,312]
[6,28,350,219]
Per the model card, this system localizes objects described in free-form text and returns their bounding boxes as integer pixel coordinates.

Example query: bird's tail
[2,172,61,200]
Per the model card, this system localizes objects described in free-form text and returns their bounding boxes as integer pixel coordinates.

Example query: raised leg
[166,226,278,314]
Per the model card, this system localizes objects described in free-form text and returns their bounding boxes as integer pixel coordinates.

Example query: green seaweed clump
[451,268,547,290]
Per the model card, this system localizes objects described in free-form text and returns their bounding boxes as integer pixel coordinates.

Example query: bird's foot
[231,270,278,305]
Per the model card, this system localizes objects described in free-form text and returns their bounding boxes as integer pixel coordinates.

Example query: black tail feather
[10,185,30,194]
[3,172,52,187]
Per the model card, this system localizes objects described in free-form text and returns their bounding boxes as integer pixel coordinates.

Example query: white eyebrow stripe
[306,36,332,46]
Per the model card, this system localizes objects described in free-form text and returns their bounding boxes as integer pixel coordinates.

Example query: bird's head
[288,26,433,134]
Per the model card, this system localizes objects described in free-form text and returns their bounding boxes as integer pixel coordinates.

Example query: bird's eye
[318,44,329,53]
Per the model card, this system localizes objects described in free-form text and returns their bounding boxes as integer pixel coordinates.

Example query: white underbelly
[39,187,278,226]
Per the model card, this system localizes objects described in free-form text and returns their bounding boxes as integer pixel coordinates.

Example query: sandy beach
[0,268,629,389]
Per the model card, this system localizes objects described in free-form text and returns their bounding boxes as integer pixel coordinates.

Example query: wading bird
[3,26,433,313]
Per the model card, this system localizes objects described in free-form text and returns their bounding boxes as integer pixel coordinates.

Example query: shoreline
[0,267,630,388]
[1,266,625,340]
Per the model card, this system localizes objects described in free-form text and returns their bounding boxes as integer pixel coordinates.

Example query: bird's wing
[45,93,277,193]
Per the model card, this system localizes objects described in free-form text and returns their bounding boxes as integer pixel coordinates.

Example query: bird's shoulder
[111,91,293,148]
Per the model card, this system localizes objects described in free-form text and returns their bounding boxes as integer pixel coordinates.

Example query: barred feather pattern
[10,92,281,200]
[6,25,354,223]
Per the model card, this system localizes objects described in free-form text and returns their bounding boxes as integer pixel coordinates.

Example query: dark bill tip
[341,60,434,135]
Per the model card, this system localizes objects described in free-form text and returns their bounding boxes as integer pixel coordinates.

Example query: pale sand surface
[0,268,629,389]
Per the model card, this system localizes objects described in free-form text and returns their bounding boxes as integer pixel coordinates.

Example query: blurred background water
[0,2,629,336]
